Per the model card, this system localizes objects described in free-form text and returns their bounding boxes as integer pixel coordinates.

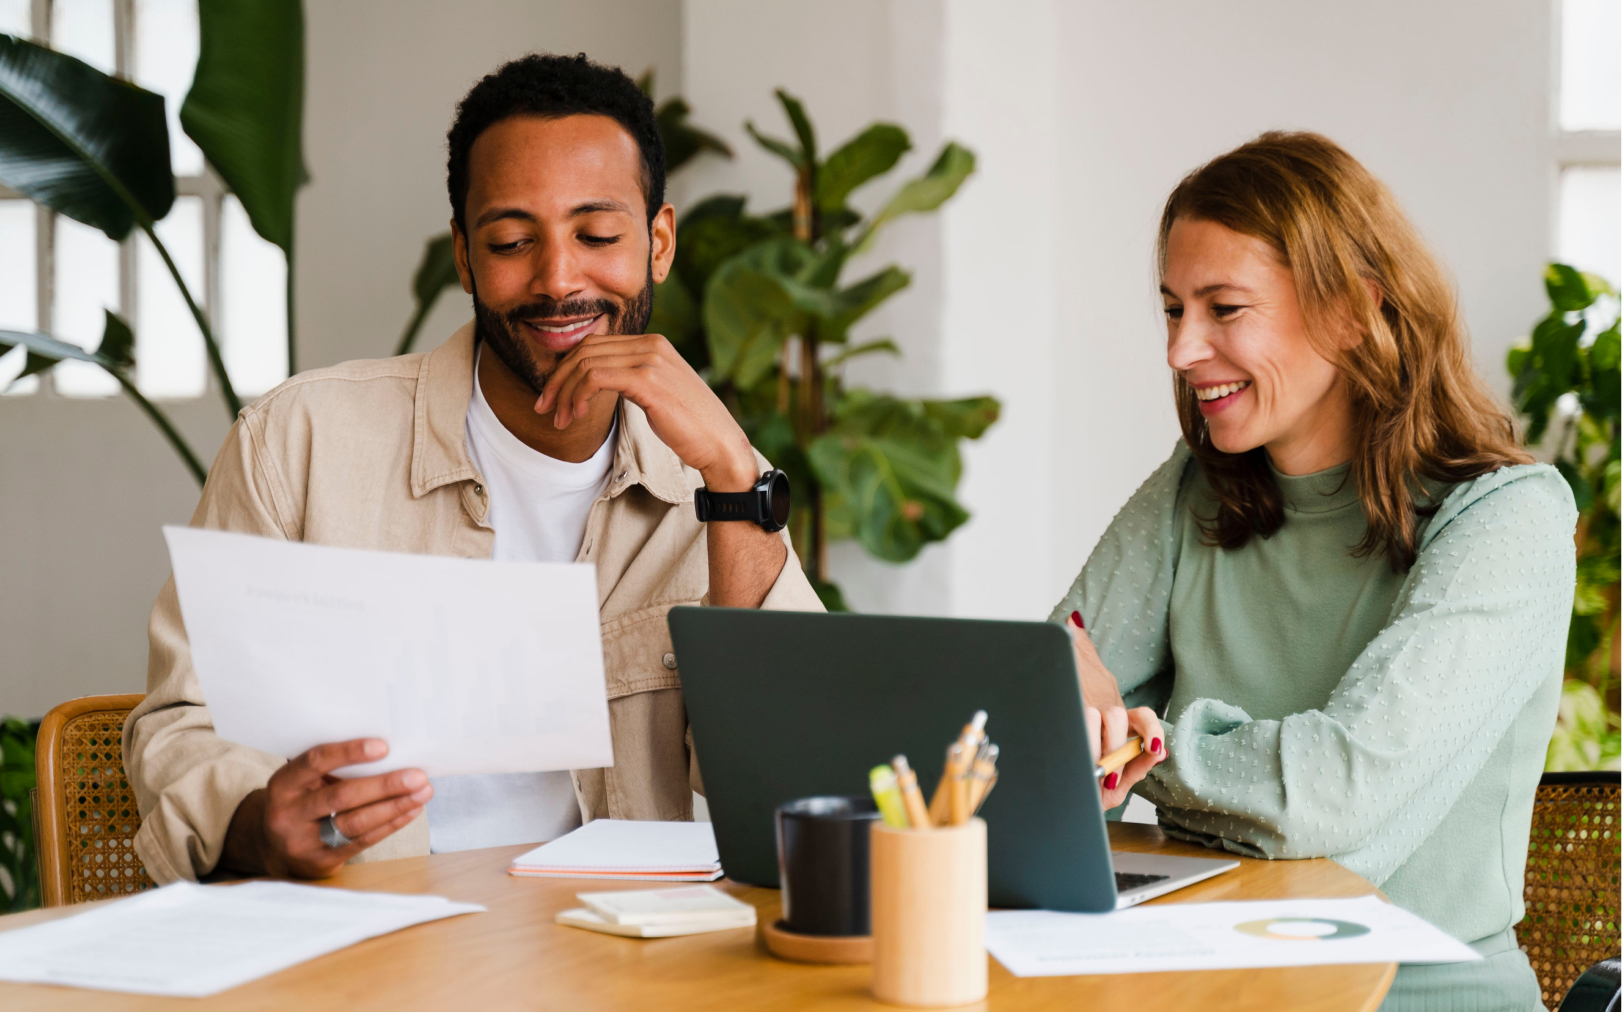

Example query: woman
[1062,132,1573,1011]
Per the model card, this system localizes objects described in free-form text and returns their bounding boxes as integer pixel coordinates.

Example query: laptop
[667,607,1236,912]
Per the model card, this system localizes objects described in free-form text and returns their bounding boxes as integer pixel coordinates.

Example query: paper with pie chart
[985,895,1480,977]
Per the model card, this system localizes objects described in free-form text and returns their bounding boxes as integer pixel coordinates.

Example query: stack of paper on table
[510,819,723,881]
[557,885,757,937]
[984,895,1480,977]
[0,881,483,997]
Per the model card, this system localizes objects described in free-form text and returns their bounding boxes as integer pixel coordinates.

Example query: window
[0,0,287,400]
[1554,0,1622,285]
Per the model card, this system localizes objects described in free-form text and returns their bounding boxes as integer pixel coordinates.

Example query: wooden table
[0,823,1394,1011]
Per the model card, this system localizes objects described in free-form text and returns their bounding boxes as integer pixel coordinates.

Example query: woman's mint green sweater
[1052,443,1575,1011]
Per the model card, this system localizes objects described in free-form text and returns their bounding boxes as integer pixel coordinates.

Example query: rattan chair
[1517,770,1621,1008]
[31,694,155,907]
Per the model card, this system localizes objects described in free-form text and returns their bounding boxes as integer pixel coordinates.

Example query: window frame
[1,0,227,401]
[1550,0,1621,272]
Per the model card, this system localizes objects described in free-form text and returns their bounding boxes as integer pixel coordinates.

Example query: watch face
[769,471,791,527]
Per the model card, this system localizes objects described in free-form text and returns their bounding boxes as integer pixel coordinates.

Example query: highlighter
[869,764,910,829]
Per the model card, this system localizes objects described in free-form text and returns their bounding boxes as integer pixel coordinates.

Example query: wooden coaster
[760,919,873,964]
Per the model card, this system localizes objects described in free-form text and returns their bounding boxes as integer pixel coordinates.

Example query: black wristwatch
[694,469,791,533]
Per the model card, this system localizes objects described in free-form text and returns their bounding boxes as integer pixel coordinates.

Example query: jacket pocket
[599,602,694,700]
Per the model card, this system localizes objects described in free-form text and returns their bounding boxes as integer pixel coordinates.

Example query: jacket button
[662,652,677,670]
[473,483,484,496]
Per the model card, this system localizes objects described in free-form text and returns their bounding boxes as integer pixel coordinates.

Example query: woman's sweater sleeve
[1136,465,1576,886]
[1048,442,1192,712]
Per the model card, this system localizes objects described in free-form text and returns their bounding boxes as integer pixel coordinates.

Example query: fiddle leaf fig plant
[656,89,996,607]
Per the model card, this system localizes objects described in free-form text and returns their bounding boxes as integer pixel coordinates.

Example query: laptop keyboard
[1114,871,1171,893]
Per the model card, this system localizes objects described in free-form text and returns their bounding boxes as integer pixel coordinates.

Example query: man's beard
[472,260,655,397]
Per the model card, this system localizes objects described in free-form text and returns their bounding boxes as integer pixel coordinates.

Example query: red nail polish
[1104,772,1119,790]
[1070,610,1085,630]
[1151,738,1163,754]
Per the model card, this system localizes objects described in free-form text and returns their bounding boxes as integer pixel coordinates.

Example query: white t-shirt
[425,352,615,853]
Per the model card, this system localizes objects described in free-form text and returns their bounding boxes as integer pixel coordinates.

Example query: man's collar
[410,322,695,505]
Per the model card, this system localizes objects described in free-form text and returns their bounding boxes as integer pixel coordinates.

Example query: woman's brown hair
[1158,131,1529,570]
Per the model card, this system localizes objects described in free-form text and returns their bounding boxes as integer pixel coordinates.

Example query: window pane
[50,0,115,74]
[137,195,205,398]
[0,200,36,394]
[135,0,203,176]
[1561,0,1622,131]
[221,195,288,396]
[53,215,120,397]
[0,200,36,331]
[0,0,33,38]
[1558,166,1622,285]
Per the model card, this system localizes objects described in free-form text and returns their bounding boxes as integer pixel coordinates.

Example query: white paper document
[164,526,614,777]
[510,819,723,880]
[0,881,484,997]
[985,896,1481,977]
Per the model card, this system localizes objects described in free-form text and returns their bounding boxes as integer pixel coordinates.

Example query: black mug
[775,795,882,937]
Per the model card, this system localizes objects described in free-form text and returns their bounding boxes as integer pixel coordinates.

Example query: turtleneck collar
[1268,458,1359,514]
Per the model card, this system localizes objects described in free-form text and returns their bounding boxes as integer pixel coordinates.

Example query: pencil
[891,755,931,830]
[1094,736,1143,779]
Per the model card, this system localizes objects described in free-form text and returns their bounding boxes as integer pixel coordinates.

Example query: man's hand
[536,333,758,492]
[1068,612,1167,809]
[536,333,786,607]
[221,739,432,879]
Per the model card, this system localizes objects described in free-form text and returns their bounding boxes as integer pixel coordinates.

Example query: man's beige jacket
[123,324,822,884]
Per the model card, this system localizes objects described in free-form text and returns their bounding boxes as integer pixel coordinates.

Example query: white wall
[0,0,682,719]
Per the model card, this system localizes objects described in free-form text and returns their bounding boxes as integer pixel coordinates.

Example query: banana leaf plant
[0,0,305,485]
[653,89,996,608]
[1508,263,1621,769]
[394,69,732,356]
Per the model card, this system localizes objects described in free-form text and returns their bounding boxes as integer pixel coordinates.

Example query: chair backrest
[33,694,155,908]
[1518,770,1621,1009]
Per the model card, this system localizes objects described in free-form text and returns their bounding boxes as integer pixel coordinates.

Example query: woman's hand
[1069,611,1167,809]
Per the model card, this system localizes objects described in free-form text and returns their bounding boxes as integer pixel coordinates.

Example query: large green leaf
[0,35,173,240]
[816,123,910,212]
[704,239,816,387]
[744,121,803,171]
[658,97,732,174]
[182,0,305,252]
[679,193,748,230]
[923,396,1001,440]
[775,89,816,166]
[650,269,701,363]
[854,142,975,253]
[1545,263,1597,314]
[394,232,460,355]
[637,71,733,176]
[808,390,998,562]
[674,210,782,300]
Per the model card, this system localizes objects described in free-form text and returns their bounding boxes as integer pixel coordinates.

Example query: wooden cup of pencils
[866,710,995,1008]
[869,818,987,1007]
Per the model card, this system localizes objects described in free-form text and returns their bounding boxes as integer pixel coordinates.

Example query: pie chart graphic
[1234,917,1372,941]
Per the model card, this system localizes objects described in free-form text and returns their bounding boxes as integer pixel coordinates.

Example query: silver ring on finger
[319,812,352,849]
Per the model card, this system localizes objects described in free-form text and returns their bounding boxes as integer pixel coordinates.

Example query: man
[123,53,821,883]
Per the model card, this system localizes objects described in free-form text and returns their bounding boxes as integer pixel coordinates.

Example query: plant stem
[111,371,208,486]
[285,234,297,376]
[791,167,827,583]
[394,300,433,357]
[141,223,242,418]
